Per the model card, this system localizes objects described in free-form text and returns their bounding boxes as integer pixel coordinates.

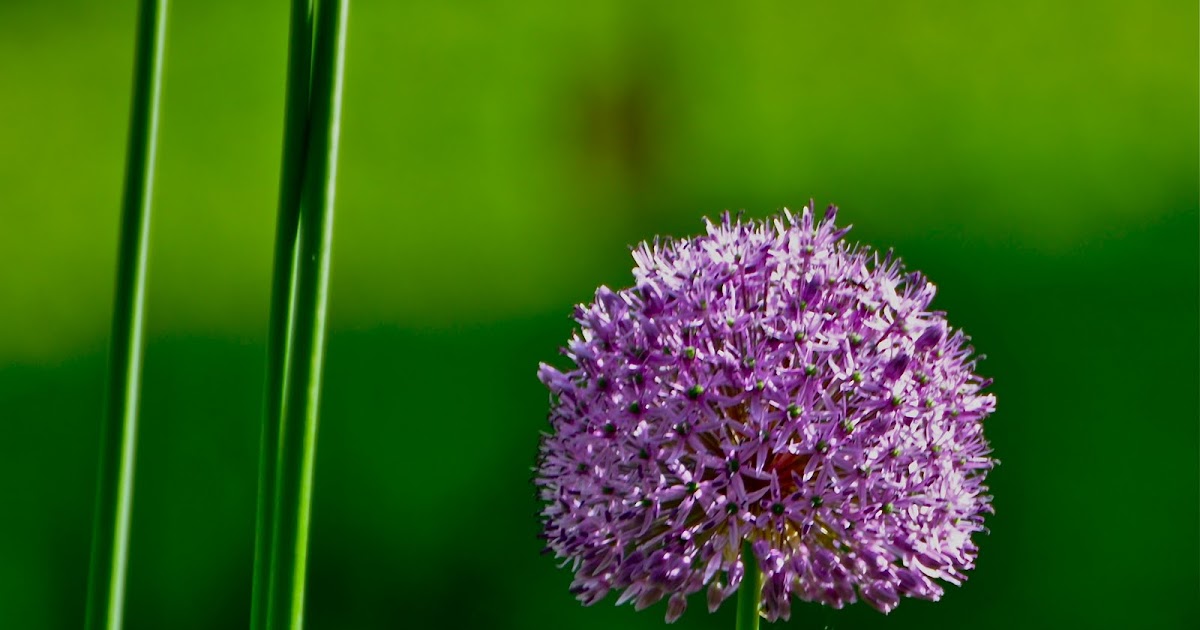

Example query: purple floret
[534,205,996,623]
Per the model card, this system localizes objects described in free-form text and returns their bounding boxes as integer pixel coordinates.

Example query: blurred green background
[1,1,1196,628]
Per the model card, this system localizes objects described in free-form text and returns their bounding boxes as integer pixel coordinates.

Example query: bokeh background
[1,1,1196,628]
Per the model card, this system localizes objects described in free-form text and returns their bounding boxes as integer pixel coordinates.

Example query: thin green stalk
[84,1,167,629]
[736,540,762,630]
[250,1,314,629]
[263,0,349,628]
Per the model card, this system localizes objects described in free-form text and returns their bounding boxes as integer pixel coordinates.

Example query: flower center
[766,451,814,498]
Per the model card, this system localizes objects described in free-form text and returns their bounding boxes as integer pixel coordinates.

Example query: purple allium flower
[534,205,995,623]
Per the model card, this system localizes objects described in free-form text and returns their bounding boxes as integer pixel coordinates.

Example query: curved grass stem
[254,0,349,628]
[250,1,314,629]
[84,0,168,628]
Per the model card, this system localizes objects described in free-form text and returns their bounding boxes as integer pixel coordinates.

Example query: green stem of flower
[261,0,348,628]
[84,1,167,629]
[250,1,313,629]
[735,540,762,630]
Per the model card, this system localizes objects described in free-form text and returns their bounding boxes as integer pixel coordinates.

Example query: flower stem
[736,540,762,630]
[84,0,167,629]
[260,0,349,628]
[250,1,314,629]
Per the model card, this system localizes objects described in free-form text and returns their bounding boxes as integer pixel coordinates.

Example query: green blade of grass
[84,1,168,629]
[263,0,349,627]
[250,1,314,629]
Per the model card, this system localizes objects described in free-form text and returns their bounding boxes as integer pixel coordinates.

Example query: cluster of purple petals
[534,205,995,623]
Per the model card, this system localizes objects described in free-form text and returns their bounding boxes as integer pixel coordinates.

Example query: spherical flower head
[534,205,996,623]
